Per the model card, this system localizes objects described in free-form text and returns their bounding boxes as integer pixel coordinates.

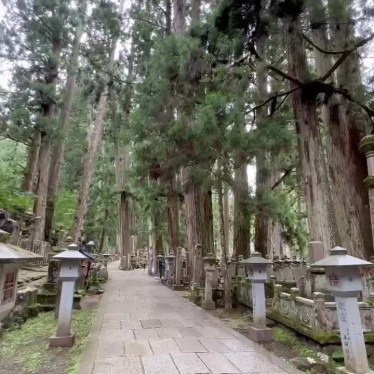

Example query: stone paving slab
[78,262,300,374]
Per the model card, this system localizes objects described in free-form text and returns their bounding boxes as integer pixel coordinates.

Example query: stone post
[50,244,87,348]
[165,255,176,287]
[312,247,374,374]
[201,253,216,310]
[308,241,325,263]
[193,244,203,286]
[241,252,273,342]
[173,247,184,290]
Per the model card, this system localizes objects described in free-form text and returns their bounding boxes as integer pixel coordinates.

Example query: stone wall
[237,280,374,344]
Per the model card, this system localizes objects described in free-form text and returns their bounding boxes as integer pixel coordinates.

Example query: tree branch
[271,165,295,191]
[303,34,346,55]
[319,32,374,82]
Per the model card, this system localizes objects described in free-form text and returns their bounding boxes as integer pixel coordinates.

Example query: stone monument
[201,253,216,310]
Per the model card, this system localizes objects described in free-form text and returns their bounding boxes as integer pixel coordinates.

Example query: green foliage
[54,189,76,229]
[0,140,33,213]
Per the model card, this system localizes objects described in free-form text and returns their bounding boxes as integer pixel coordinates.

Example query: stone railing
[18,239,51,266]
[237,280,374,344]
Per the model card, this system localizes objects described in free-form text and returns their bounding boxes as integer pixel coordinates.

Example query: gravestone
[201,254,216,310]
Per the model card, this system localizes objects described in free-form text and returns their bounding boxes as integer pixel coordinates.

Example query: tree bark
[98,207,109,253]
[254,31,270,258]
[33,38,62,243]
[167,178,180,255]
[325,0,373,258]
[217,158,232,311]
[284,11,331,251]
[22,129,41,192]
[44,0,87,241]
[173,0,185,35]
[71,0,125,242]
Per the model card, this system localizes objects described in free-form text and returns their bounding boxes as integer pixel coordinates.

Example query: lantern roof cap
[311,246,372,268]
[240,251,272,265]
[53,243,87,260]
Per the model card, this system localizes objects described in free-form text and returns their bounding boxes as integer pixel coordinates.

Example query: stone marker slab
[93,357,143,374]
[171,352,210,374]
[198,352,241,373]
[124,340,153,356]
[175,337,208,353]
[142,354,179,374]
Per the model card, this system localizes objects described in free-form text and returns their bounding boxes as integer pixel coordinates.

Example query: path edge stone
[77,279,109,374]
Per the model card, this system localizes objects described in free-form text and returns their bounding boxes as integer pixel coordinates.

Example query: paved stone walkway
[78,261,297,374]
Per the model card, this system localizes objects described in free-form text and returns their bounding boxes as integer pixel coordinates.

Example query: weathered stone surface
[222,338,255,352]
[198,338,232,353]
[177,327,202,337]
[142,354,179,374]
[124,341,153,356]
[134,328,159,340]
[200,326,234,339]
[149,338,181,354]
[224,352,282,372]
[140,319,162,329]
[93,357,143,374]
[160,319,183,327]
[175,337,208,353]
[156,327,182,338]
[171,352,210,374]
[198,352,241,373]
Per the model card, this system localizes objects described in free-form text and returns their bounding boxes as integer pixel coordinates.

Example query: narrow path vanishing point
[78,261,300,374]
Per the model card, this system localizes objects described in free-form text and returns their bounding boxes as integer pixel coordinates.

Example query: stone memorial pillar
[312,247,373,374]
[193,244,203,287]
[50,244,87,348]
[201,253,216,310]
[241,252,273,342]
[165,255,176,287]
[173,247,184,290]
[309,241,325,263]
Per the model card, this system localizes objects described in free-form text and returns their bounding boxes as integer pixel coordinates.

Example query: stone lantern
[240,252,273,342]
[86,240,95,253]
[201,253,217,310]
[312,247,373,374]
[50,244,87,348]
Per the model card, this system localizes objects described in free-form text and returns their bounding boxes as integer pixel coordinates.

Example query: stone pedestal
[312,247,373,374]
[50,244,86,348]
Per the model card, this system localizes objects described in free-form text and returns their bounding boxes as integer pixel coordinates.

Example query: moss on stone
[363,176,374,188]
[360,135,374,154]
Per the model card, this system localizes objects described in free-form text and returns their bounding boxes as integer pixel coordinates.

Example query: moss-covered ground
[0,309,94,374]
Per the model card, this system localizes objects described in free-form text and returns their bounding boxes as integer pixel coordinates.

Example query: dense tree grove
[1,0,374,263]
